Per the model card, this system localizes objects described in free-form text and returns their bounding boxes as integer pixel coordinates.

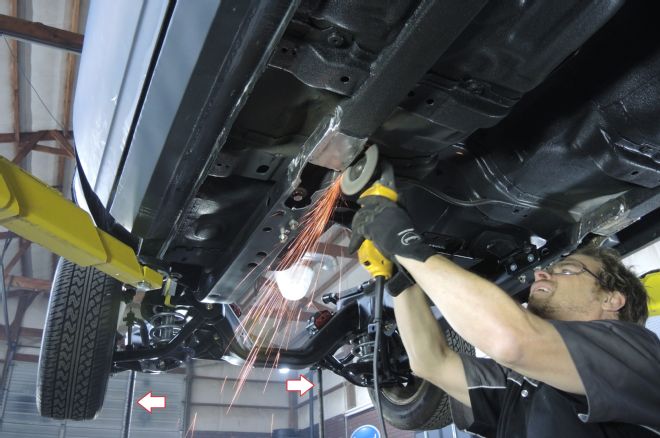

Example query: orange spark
[279,177,343,269]
[226,175,344,409]
[184,412,197,438]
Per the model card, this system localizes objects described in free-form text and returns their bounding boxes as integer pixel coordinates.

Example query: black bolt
[292,187,307,202]
[327,32,344,47]
[465,79,483,94]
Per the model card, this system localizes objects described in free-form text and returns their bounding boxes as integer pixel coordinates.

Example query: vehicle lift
[0,156,162,290]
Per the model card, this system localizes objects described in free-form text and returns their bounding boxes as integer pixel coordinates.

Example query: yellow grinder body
[356,182,398,279]
[342,145,399,279]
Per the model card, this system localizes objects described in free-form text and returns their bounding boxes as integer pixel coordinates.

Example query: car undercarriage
[89,0,658,299]
[50,0,660,429]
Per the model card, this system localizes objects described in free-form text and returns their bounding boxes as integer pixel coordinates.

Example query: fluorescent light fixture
[279,368,290,374]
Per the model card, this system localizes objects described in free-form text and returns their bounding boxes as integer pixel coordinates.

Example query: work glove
[348,196,435,263]
[385,269,416,297]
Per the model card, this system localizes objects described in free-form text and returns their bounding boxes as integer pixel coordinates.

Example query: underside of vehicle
[42,0,660,428]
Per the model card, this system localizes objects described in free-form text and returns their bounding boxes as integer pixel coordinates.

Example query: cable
[373,276,388,438]
[2,36,67,132]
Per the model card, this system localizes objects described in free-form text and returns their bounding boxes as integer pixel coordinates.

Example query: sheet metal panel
[73,0,170,203]
[129,372,186,438]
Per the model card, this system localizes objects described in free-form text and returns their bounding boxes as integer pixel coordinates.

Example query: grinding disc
[340,145,379,195]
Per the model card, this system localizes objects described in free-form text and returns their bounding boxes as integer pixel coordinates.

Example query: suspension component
[149,305,187,343]
[352,333,375,362]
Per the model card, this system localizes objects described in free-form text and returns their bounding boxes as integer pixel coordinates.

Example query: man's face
[528,254,607,321]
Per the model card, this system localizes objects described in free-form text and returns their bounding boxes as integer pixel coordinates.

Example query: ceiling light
[275,264,314,301]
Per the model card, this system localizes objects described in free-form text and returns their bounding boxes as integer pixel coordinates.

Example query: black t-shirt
[449,320,660,437]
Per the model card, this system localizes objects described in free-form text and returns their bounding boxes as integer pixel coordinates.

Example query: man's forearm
[348,195,583,394]
[397,254,534,365]
[394,283,471,406]
[394,284,451,369]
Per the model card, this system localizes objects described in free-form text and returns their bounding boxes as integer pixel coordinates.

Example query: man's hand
[348,196,435,262]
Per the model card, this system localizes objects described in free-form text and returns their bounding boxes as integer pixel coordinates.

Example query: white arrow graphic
[137,391,167,413]
[286,375,314,396]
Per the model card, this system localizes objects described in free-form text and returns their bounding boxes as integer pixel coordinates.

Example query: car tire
[37,258,122,420]
[369,321,474,431]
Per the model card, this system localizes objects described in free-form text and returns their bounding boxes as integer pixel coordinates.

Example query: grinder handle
[357,182,398,279]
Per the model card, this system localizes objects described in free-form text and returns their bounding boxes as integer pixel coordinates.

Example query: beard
[528,293,598,321]
[527,296,560,320]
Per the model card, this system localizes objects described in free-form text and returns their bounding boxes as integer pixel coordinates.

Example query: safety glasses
[544,259,609,289]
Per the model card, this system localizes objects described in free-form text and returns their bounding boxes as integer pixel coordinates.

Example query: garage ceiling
[0,0,89,291]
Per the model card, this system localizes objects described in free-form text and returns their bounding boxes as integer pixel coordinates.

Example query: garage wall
[187,360,291,435]
[296,369,409,438]
[0,361,127,438]
[296,369,345,430]
[0,361,185,438]
[131,372,186,438]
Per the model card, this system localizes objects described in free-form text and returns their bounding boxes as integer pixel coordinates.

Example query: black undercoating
[151,0,659,300]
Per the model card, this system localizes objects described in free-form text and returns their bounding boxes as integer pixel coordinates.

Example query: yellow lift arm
[641,270,660,317]
[0,157,162,290]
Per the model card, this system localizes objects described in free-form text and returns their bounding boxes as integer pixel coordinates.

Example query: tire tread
[37,259,121,420]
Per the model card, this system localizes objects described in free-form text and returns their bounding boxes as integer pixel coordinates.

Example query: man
[349,196,660,437]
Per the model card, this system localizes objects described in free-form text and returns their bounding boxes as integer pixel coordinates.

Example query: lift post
[0,157,162,290]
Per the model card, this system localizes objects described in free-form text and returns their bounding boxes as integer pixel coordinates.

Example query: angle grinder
[340,145,398,279]
[340,144,396,438]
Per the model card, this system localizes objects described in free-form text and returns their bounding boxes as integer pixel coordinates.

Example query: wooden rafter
[62,0,80,136]
[0,325,43,340]
[0,293,38,389]
[3,239,31,279]
[9,1,19,157]
[0,353,39,363]
[12,131,47,163]
[32,144,73,158]
[7,275,51,293]
[3,131,75,161]
[0,130,73,143]
[49,129,75,156]
[0,13,84,53]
